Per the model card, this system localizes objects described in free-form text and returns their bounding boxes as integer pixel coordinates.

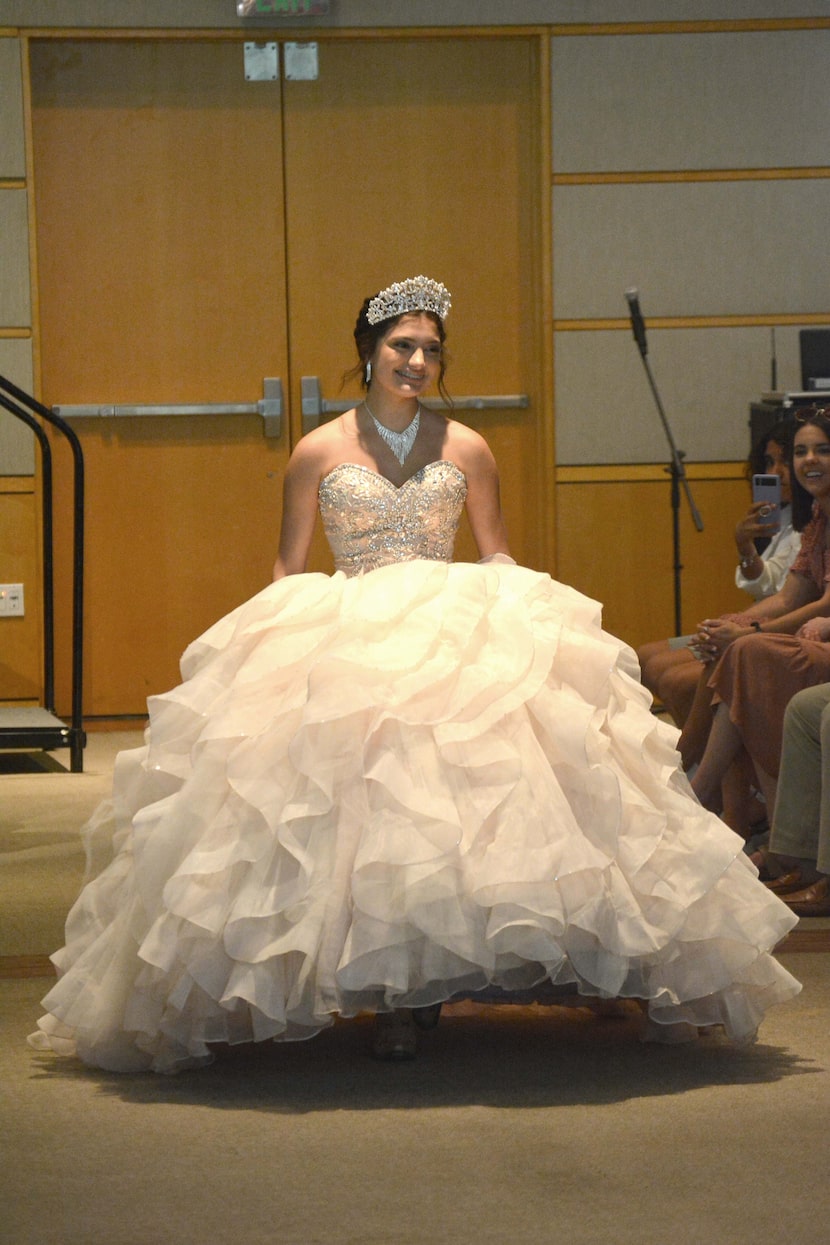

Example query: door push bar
[300,376,529,436]
[53,377,284,439]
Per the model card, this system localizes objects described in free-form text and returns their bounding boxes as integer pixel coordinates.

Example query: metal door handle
[53,377,284,438]
[301,376,529,435]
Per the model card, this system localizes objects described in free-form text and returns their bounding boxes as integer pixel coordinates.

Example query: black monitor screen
[800,328,830,390]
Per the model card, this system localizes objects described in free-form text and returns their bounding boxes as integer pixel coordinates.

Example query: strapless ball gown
[29,461,800,1072]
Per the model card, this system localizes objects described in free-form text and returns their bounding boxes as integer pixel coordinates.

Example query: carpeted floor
[2,733,830,1245]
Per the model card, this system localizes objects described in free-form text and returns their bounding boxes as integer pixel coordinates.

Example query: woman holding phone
[689,407,830,820]
[638,418,799,727]
[736,426,799,597]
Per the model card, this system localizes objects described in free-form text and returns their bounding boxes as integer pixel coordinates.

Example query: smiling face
[793,422,830,503]
[370,313,443,403]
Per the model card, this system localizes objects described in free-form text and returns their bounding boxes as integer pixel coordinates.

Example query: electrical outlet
[0,584,24,616]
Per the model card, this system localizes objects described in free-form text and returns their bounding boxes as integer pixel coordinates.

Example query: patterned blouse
[789,506,830,594]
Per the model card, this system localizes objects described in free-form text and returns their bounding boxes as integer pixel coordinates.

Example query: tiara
[366,275,451,326]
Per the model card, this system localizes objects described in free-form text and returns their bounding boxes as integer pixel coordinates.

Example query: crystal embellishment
[367,276,451,326]
[367,404,421,465]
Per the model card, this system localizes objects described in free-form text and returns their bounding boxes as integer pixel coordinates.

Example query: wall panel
[0,339,35,474]
[553,180,830,320]
[552,30,830,173]
[0,37,25,177]
[1,0,828,27]
[0,483,41,700]
[556,470,752,651]
[554,324,801,464]
[0,190,30,326]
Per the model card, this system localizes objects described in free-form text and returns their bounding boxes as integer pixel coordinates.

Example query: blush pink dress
[709,507,830,777]
[29,461,799,1072]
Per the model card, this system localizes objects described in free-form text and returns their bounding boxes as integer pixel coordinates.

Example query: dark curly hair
[748,415,796,480]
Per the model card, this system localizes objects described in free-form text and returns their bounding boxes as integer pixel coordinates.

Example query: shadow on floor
[25,1001,818,1114]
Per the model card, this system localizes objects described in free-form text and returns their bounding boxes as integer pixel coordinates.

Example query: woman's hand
[798,616,830,643]
[735,501,779,551]
[692,617,755,662]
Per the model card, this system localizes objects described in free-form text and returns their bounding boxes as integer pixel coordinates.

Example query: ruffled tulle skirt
[29,560,800,1071]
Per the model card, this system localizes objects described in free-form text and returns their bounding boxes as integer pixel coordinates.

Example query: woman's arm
[272,440,325,581]
[455,429,512,560]
[754,581,830,634]
[738,569,817,622]
[696,571,829,659]
[735,521,800,598]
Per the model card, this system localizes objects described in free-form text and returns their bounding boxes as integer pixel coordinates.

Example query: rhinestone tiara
[366,275,451,326]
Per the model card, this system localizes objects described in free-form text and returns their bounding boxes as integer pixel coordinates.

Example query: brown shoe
[765,869,808,895]
[783,876,830,917]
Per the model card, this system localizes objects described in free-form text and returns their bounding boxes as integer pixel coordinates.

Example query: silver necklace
[364,400,421,465]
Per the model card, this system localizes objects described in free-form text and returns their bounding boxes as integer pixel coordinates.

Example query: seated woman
[689,408,830,822]
[754,681,830,917]
[638,417,799,727]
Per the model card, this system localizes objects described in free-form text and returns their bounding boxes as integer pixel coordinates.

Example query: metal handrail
[0,393,55,708]
[0,372,86,772]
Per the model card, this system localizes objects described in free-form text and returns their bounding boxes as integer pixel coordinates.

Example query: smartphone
[752,474,781,531]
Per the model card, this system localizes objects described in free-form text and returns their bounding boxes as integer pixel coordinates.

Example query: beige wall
[2,5,828,708]
[547,17,830,640]
[0,34,25,173]
[552,27,830,465]
[0,32,39,703]
[1,0,827,25]
[0,34,34,475]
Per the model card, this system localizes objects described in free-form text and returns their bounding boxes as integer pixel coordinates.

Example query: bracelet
[739,553,759,570]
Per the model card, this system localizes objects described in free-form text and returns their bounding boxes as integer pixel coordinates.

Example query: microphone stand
[625,291,704,637]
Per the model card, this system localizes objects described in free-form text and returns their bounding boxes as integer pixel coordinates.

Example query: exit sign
[238,1,330,14]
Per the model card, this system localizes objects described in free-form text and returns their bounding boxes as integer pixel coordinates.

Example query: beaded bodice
[318,461,467,576]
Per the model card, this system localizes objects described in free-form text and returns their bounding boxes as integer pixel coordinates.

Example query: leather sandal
[783,876,830,917]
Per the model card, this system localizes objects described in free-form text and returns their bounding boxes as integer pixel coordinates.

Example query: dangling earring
[364,361,372,386]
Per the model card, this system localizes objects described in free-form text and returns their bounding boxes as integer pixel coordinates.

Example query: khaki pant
[769,683,830,874]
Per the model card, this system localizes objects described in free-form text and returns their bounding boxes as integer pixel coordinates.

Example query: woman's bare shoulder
[288,411,358,478]
[441,417,497,469]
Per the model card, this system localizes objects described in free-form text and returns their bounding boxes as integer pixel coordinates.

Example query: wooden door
[281,36,545,570]
[30,38,291,714]
[29,34,545,716]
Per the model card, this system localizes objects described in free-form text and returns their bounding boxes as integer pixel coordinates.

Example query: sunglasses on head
[793,405,830,423]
